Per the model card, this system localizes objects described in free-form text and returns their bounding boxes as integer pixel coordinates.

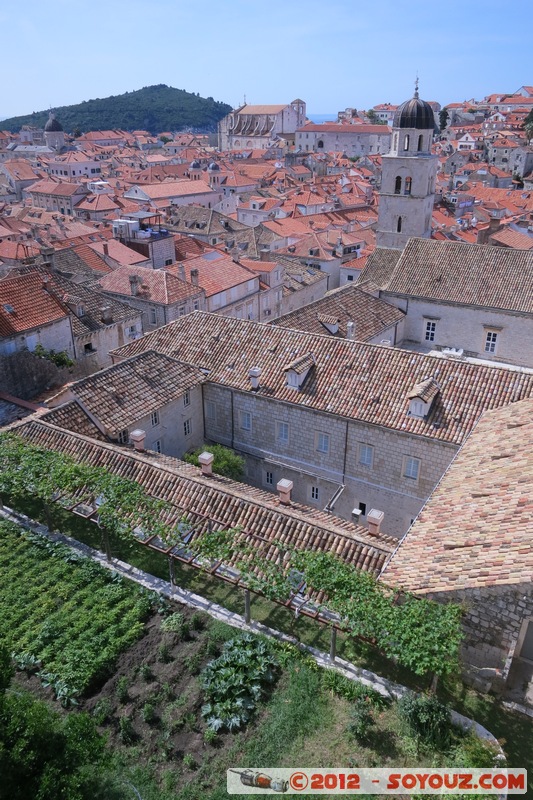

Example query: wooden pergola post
[244,588,251,624]
[330,627,337,661]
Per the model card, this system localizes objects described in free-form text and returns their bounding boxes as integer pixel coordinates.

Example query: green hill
[0,84,232,135]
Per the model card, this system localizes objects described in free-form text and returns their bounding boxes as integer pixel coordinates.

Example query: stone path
[1,506,506,759]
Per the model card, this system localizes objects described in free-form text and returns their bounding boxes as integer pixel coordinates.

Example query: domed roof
[44,112,63,132]
[208,161,220,171]
[190,159,201,169]
[393,84,434,130]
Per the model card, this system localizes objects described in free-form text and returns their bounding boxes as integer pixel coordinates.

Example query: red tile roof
[0,272,68,335]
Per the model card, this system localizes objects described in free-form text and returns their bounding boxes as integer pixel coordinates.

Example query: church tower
[44,112,65,151]
[376,82,437,249]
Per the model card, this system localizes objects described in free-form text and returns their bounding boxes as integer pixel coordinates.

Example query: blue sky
[1,0,532,119]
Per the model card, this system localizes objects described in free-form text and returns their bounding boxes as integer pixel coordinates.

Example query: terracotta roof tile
[0,272,68,335]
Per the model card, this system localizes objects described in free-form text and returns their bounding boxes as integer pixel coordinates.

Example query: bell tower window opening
[404,177,412,195]
[403,134,410,151]
[418,134,424,151]
[394,176,402,194]
[397,216,402,233]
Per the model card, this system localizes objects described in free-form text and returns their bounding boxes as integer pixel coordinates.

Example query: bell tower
[376,81,437,249]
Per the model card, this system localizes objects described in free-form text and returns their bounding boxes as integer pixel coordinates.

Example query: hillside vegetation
[1,84,232,134]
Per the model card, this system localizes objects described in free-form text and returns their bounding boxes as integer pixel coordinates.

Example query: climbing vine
[0,433,463,678]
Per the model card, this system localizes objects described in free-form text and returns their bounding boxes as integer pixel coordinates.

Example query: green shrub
[158,643,172,663]
[203,727,218,745]
[190,612,204,631]
[348,696,375,742]
[183,444,244,480]
[160,612,189,639]
[398,691,451,749]
[452,730,501,768]
[322,671,390,708]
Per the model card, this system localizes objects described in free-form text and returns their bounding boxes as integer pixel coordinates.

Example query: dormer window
[284,352,316,390]
[406,377,440,419]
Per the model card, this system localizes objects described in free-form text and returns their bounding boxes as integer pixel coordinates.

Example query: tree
[183,444,245,480]
[439,107,450,132]
[0,644,106,800]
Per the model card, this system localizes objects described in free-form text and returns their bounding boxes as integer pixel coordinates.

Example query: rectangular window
[154,440,162,453]
[151,410,159,427]
[205,400,216,421]
[485,331,498,353]
[240,411,252,431]
[265,471,273,485]
[316,432,330,454]
[311,486,319,501]
[425,320,436,342]
[276,421,289,445]
[403,456,420,481]
[183,390,190,407]
[183,419,192,437]
[358,443,374,468]
[118,429,129,444]
[149,307,157,325]
[359,502,367,516]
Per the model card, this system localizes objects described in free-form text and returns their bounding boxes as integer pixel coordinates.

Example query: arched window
[404,177,412,195]
[397,216,402,233]
[418,134,424,152]
[403,134,410,151]
[394,133,398,151]
[317,139,324,149]
[394,176,402,194]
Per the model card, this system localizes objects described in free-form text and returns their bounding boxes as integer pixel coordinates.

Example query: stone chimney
[100,306,113,324]
[178,263,186,281]
[259,247,271,262]
[129,275,139,296]
[277,478,293,505]
[103,242,109,256]
[130,429,146,451]
[198,451,214,476]
[346,320,356,340]
[190,268,199,286]
[367,508,384,536]
[248,366,261,390]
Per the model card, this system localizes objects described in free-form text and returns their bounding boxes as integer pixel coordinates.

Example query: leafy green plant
[92,697,113,725]
[321,671,390,708]
[160,612,188,639]
[119,714,136,744]
[116,676,129,703]
[201,634,278,733]
[139,662,153,682]
[182,753,197,770]
[141,702,157,725]
[203,727,218,745]
[158,643,172,663]
[398,692,452,750]
[190,612,204,631]
[33,343,74,368]
[12,652,41,675]
[348,696,375,742]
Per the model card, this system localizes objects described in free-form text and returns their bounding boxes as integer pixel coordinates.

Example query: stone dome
[208,162,220,171]
[189,159,201,169]
[44,112,63,132]
[393,87,434,130]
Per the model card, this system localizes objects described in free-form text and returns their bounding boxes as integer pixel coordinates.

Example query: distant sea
[307,113,337,123]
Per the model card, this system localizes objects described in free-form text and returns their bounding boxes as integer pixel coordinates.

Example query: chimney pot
[276,478,293,505]
[198,451,214,476]
[367,508,384,536]
[130,429,146,451]
[248,366,262,390]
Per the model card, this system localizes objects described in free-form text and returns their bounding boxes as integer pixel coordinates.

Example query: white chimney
[277,478,293,505]
[367,508,384,536]
[346,321,356,340]
[248,366,262,390]
[130,429,146,451]
[198,451,214,476]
